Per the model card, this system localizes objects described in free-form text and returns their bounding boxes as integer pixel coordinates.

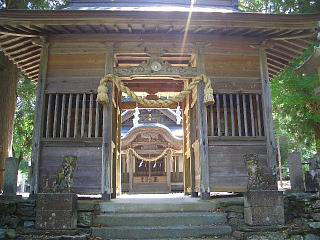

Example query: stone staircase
[91,197,232,239]
[132,183,169,193]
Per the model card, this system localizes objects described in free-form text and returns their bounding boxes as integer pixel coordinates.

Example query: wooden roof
[0,9,318,81]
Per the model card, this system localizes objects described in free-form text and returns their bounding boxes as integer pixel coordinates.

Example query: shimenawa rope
[97,74,214,107]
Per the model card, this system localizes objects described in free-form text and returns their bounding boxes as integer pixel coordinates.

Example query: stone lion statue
[52,156,77,193]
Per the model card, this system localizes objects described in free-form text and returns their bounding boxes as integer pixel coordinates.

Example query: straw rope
[126,148,177,162]
[97,74,214,107]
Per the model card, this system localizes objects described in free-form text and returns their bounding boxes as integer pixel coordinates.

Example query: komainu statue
[52,156,77,193]
[244,153,277,190]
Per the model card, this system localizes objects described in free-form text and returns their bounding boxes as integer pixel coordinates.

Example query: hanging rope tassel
[201,74,215,106]
[97,77,109,104]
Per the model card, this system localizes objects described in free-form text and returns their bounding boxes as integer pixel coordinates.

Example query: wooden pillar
[166,151,172,191]
[197,81,210,199]
[101,48,114,201]
[259,48,277,173]
[30,42,49,194]
[101,81,113,200]
[196,45,210,199]
[128,151,133,193]
[116,106,122,195]
[183,79,194,195]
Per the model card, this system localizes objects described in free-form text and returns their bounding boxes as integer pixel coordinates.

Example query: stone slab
[305,172,317,192]
[244,205,285,226]
[244,190,283,207]
[35,210,77,230]
[288,152,305,192]
[35,193,77,230]
[3,157,19,195]
[36,193,77,211]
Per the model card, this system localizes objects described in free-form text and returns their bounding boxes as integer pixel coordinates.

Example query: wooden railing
[207,93,265,137]
[42,93,103,138]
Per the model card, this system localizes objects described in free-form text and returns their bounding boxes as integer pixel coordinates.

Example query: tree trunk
[0,53,18,190]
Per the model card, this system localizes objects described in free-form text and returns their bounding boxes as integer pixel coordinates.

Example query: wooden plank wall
[39,143,102,194]
[39,41,107,194]
[46,42,106,93]
[203,49,268,192]
[207,139,267,192]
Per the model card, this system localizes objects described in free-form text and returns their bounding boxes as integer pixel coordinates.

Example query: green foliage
[239,0,320,13]
[272,48,320,159]
[13,76,36,174]
[0,0,67,9]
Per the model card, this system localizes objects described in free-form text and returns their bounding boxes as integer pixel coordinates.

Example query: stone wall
[0,197,93,239]
[217,193,320,240]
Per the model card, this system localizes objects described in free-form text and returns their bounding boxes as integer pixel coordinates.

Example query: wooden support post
[166,151,172,191]
[183,80,192,195]
[101,48,114,200]
[101,82,113,201]
[45,94,52,138]
[30,43,49,194]
[81,93,86,138]
[256,94,262,136]
[236,94,242,136]
[223,94,228,136]
[52,94,59,138]
[128,151,133,193]
[197,81,210,200]
[66,94,72,138]
[74,94,80,138]
[59,94,66,138]
[95,101,100,138]
[216,94,221,136]
[230,94,235,136]
[259,48,277,172]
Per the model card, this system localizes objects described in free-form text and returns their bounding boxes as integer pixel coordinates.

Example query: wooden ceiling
[0,10,318,81]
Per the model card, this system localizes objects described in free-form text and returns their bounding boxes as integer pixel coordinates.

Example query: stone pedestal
[35,193,77,229]
[3,157,19,195]
[244,190,284,226]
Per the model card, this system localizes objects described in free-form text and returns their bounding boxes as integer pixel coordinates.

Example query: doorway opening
[120,108,184,194]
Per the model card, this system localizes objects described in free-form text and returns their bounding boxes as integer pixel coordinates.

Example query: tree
[13,76,36,174]
[239,0,320,13]
[272,48,320,156]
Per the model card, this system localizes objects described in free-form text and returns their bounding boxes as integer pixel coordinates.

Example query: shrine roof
[0,2,318,82]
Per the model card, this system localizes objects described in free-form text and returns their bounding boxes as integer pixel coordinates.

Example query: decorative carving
[244,153,277,190]
[114,57,198,77]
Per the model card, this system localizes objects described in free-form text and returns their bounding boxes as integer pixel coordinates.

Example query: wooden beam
[30,42,49,194]
[120,102,178,110]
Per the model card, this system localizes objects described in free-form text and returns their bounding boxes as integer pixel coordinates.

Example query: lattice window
[207,93,265,137]
[42,93,103,138]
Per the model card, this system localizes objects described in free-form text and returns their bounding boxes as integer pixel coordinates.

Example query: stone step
[93,212,227,227]
[91,225,232,239]
[133,183,169,194]
[98,200,219,213]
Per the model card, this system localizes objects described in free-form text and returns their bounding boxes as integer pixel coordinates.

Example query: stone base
[244,190,284,226]
[201,192,210,200]
[35,193,77,230]
[0,195,22,201]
